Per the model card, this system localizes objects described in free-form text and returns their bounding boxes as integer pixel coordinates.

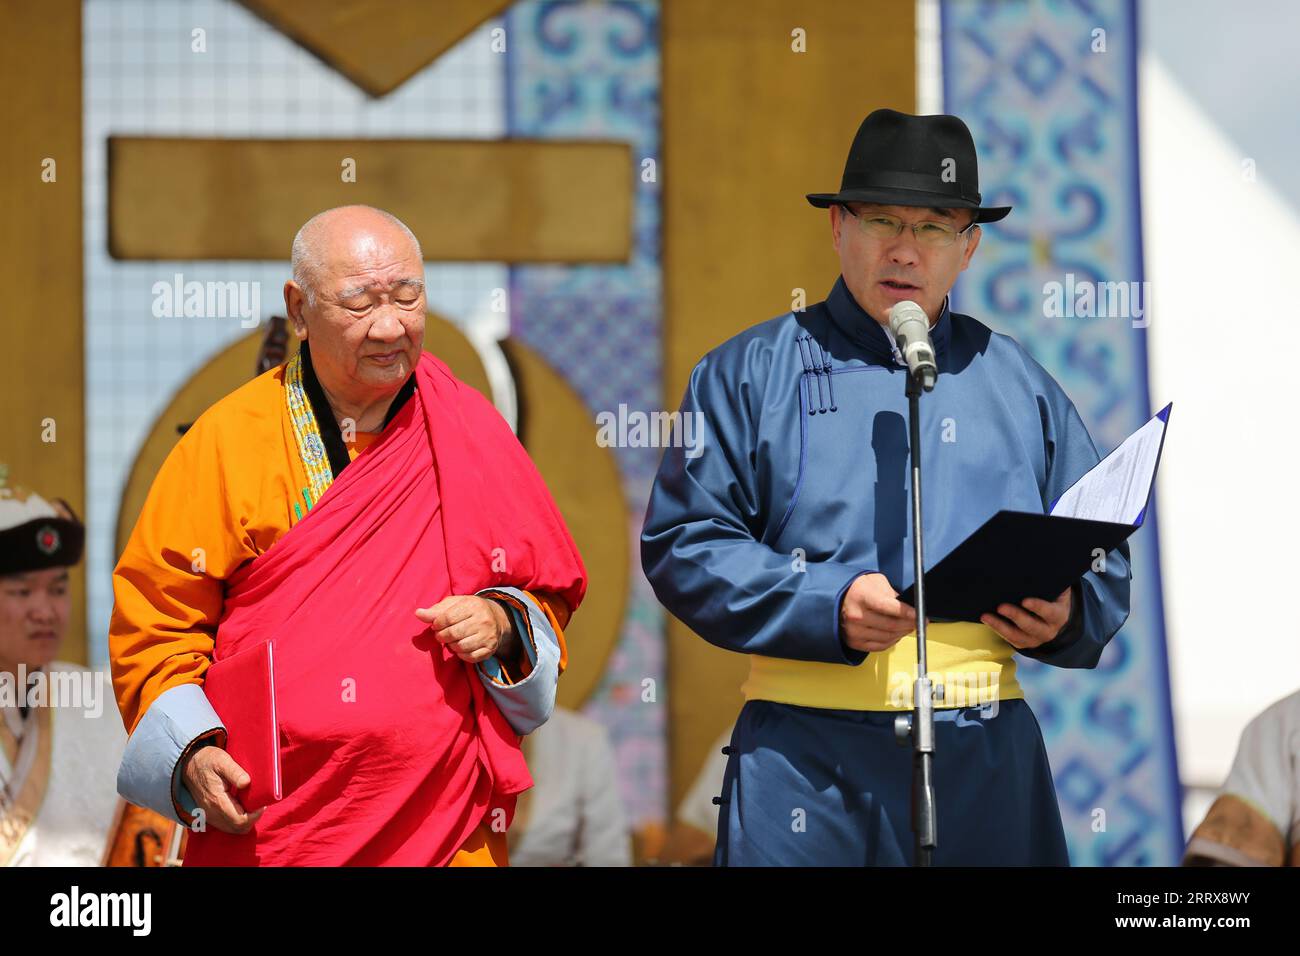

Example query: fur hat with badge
[0,464,85,576]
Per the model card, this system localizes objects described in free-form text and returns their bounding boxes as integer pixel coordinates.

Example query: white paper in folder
[1049,403,1171,526]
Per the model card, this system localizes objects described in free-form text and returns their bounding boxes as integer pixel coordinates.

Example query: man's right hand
[181,746,265,834]
[839,573,923,653]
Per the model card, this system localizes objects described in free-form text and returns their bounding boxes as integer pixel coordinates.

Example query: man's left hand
[981,586,1071,650]
[416,595,516,664]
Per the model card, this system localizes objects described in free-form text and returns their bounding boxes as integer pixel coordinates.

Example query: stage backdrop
[63,0,1174,863]
[942,0,1182,865]
[505,0,666,831]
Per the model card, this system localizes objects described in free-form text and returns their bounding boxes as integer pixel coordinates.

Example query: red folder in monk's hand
[202,639,282,809]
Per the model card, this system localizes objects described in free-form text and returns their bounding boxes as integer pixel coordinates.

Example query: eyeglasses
[838,204,978,248]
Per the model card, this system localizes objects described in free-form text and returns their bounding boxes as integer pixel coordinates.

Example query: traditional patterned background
[506,0,665,829]
[942,0,1181,864]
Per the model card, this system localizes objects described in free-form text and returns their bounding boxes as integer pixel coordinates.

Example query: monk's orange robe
[109,361,570,866]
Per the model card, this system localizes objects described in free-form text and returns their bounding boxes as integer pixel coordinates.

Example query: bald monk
[110,205,586,866]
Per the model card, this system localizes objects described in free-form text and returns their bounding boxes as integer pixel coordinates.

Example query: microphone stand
[893,363,940,866]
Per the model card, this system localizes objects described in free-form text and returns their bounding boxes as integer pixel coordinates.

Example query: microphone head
[888,300,929,335]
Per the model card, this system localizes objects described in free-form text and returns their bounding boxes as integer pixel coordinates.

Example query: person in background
[507,706,631,866]
[1184,690,1299,867]
[0,467,124,866]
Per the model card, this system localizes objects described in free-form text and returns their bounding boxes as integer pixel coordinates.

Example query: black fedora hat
[807,108,1011,223]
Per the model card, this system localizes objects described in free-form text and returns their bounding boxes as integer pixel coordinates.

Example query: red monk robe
[110,346,586,865]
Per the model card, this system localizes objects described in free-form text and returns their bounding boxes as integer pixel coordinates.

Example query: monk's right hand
[838,572,922,653]
[181,746,265,834]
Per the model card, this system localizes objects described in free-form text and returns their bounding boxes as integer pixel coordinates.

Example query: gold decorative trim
[0,706,53,867]
[284,351,334,511]
[1184,793,1286,867]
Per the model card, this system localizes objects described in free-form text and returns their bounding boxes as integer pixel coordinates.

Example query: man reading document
[641,110,1133,866]
[111,205,586,866]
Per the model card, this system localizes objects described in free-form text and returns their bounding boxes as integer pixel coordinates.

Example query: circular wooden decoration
[500,338,627,711]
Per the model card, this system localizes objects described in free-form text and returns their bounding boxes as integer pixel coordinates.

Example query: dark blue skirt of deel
[714,698,1070,866]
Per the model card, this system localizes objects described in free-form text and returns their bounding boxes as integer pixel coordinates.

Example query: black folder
[897,403,1171,623]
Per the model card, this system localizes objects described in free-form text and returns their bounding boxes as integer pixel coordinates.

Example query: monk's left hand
[981,586,1071,650]
[416,595,516,664]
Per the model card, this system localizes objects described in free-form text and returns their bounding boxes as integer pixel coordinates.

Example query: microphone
[888,300,938,391]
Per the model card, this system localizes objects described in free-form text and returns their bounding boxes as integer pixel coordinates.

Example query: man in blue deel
[640,109,1132,866]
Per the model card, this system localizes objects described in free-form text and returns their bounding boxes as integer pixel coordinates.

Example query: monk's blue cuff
[116,682,226,825]
[475,586,560,735]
